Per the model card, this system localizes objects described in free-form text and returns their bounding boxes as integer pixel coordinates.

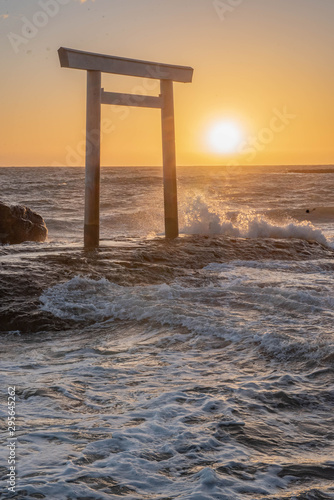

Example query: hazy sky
[0,0,333,166]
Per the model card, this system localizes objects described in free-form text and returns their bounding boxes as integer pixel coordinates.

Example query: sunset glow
[207,121,243,155]
[0,0,333,166]
[1,3,334,497]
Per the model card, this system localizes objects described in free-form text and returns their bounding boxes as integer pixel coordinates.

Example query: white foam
[40,266,334,364]
[181,196,328,245]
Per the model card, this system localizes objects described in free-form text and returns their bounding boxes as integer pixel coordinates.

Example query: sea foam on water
[181,195,328,245]
[1,166,334,499]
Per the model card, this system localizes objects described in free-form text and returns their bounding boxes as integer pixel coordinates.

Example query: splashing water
[181,195,328,245]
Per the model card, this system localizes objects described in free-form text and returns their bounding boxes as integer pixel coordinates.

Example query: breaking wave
[40,271,334,365]
[181,196,328,245]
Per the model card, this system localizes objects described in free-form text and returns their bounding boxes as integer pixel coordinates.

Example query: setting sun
[207,121,243,155]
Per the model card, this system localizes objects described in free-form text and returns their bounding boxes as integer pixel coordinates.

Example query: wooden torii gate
[58,47,193,248]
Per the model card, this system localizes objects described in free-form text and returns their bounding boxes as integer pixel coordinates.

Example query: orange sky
[0,0,333,166]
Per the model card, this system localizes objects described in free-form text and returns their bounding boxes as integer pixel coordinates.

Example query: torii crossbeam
[58,47,193,248]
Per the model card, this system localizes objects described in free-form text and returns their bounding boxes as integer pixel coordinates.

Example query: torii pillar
[58,47,193,248]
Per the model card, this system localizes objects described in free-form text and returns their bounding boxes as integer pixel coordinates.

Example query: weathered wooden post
[58,47,193,247]
[85,71,101,248]
[161,80,178,238]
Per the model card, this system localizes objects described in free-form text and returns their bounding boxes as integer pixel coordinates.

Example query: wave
[39,273,334,365]
[288,168,334,174]
[2,235,333,335]
[181,196,328,245]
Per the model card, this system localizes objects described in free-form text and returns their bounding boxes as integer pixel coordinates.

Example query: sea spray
[181,195,328,245]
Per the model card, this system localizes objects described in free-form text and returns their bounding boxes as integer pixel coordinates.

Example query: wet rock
[0,201,48,244]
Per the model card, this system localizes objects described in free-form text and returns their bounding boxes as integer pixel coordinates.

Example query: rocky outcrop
[0,201,48,244]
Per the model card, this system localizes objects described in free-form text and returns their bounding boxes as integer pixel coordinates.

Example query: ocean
[0,165,334,500]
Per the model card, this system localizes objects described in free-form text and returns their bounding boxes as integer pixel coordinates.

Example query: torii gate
[58,47,193,248]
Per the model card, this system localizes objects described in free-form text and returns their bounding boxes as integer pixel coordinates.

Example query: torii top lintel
[58,47,193,83]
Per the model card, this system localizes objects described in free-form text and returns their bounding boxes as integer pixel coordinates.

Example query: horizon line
[0,164,334,168]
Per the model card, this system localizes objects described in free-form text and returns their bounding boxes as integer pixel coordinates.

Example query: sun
[207,120,242,154]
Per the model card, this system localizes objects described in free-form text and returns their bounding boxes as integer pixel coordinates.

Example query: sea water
[0,165,333,499]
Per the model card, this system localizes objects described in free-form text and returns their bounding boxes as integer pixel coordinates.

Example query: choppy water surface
[0,166,334,499]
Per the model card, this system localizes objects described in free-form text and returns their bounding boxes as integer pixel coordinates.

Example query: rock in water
[0,201,48,244]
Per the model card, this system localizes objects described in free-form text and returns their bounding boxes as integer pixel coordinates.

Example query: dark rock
[0,201,48,244]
